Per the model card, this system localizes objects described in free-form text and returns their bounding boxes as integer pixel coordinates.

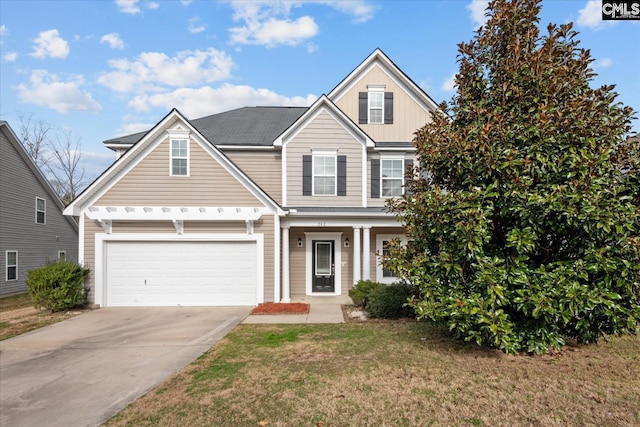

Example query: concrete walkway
[243,295,351,324]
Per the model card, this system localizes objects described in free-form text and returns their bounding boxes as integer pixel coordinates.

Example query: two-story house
[1,121,79,296]
[63,49,439,307]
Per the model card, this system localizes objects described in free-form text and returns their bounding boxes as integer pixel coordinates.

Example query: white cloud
[4,52,17,62]
[441,73,456,92]
[97,48,234,93]
[101,32,125,50]
[593,57,613,68]
[15,70,102,113]
[127,83,316,118]
[116,0,140,14]
[116,121,155,136]
[466,0,489,28]
[147,2,159,10]
[181,0,192,5]
[0,24,7,45]
[188,17,206,34]
[578,0,616,30]
[30,29,70,59]
[230,12,318,47]
[318,1,376,23]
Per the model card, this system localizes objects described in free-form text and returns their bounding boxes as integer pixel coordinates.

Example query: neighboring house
[63,49,439,307]
[0,121,79,296]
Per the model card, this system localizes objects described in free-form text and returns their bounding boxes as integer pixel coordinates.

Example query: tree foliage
[387,0,639,354]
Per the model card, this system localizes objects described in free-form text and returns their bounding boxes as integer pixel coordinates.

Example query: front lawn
[105,322,640,426]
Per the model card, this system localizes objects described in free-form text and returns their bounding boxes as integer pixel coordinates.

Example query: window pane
[382,159,403,178]
[369,109,382,123]
[36,198,45,211]
[172,140,187,157]
[8,266,17,280]
[315,243,332,275]
[37,211,45,224]
[314,176,335,195]
[172,159,187,176]
[381,179,402,197]
[7,252,16,265]
[369,92,383,108]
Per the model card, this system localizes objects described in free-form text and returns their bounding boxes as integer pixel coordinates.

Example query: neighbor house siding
[224,151,282,203]
[0,125,78,296]
[96,137,261,207]
[333,66,432,142]
[286,111,364,207]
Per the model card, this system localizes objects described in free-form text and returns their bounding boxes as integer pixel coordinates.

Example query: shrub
[349,280,384,306]
[26,260,90,312]
[366,283,416,319]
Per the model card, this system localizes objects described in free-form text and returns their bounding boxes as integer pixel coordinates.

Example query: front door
[312,240,335,293]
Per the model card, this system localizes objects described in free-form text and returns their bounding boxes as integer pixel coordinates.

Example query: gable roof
[328,48,440,114]
[64,109,285,216]
[274,95,374,148]
[0,121,78,231]
[104,106,308,150]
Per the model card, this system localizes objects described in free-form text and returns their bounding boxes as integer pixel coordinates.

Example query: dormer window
[170,139,188,176]
[359,86,393,125]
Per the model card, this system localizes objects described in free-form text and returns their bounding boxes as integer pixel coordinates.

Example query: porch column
[352,226,361,285]
[281,226,291,302]
[362,226,371,280]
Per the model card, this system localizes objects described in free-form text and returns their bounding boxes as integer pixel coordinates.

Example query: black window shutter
[358,92,368,124]
[337,155,347,196]
[371,159,380,198]
[404,159,414,195]
[384,92,394,124]
[303,155,312,196]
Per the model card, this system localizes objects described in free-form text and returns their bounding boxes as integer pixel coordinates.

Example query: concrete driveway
[0,306,250,427]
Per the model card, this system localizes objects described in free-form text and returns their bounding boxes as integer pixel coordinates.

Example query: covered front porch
[278,208,404,302]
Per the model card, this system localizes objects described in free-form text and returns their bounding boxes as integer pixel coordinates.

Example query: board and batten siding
[333,65,432,142]
[223,151,282,204]
[0,127,78,296]
[286,111,364,207]
[96,137,261,207]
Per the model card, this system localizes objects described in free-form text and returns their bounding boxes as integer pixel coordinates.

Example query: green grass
[104,322,640,427]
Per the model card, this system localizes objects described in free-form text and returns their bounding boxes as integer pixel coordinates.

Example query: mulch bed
[250,302,310,315]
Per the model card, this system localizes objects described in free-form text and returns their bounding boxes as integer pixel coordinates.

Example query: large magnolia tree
[387,0,639,354]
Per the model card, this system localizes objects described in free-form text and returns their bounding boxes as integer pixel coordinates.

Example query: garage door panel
[105,241,257,307]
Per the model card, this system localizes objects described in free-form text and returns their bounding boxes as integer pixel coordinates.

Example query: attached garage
[95,234,263,307]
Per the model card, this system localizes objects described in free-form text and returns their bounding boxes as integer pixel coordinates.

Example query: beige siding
[334,65,432,142]
[286,111,364,207]
[83,217,100,303]
[96,137,261,207]
[224,151,282,203]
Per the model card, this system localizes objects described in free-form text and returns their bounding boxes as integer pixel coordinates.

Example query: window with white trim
[170,139,188,176]
[58,251,66,260]
[376,235,407,284]
[313,155,337,196]
[381,159,404,197]
[36,197,46,224]
[6,251,17,281]
[368,91,384,124]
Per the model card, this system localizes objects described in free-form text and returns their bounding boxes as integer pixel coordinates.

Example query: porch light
[297,238,303,247]
[344,237,350,248]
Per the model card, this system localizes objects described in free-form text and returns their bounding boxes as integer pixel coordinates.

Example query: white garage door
[105,240,257,306]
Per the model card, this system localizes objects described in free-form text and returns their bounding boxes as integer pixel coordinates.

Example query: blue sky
[1,0,638,180]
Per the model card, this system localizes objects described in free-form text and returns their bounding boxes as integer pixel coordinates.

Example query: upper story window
[381,159,404,197]
[313,155,337,196]
[36,197,46,224]
[6,251,17,281]
[359,86,393,125]
[170,139,188,176]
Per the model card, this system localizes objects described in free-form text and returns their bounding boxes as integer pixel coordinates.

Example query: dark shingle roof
[104,106,308,147]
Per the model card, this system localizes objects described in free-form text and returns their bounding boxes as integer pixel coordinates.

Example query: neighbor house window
[6,251,17,281]
[36,197,46,224]
[376,235,407,284]
[313,155,337,196]
[170,139,188,176]
[381,159,404,197]
[58,251,66,260]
